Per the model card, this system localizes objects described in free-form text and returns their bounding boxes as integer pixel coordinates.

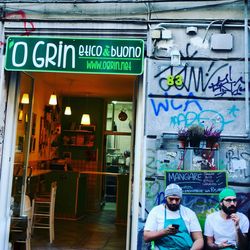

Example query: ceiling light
[81,114,91,125]
[49,93,57,105]
[18,110,23,121]
[64,80,73,115]
[21,93,29,104]
[64,106,72,115]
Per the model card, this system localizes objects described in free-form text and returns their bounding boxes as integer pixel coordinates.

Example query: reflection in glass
[12,72,34,216]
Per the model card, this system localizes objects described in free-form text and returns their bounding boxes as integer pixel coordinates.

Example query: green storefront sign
[5,36,144,75]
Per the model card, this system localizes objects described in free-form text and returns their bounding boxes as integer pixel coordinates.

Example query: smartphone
[227,241,236,247]
[172,224,179,230]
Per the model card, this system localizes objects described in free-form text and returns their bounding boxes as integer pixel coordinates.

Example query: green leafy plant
[187,124,204,147]
[187,124,204,139]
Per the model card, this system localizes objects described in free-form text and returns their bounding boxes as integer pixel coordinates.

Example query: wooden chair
[31,181,57,243]
[10,195,32,250]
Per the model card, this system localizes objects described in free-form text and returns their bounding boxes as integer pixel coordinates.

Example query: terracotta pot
[206,137,219,148]
[179,140,188,148]
[178,136,188,148]
[189,139,201,147]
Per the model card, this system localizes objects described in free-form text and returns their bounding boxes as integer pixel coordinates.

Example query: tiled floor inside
[30,203,127,250]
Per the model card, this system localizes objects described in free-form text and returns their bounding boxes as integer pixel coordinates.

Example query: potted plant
[204,125,222,148]
[187,124,204,147]
[177,127,189,148]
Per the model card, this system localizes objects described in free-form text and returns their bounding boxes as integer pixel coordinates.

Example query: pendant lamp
[64,106,72,115]
[18,110,23,121]
[64,80,73,115]
[21,93,30,104]
[81,114,91,125]
[49,93,57,105]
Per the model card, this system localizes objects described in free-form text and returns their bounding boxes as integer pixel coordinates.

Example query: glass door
[103,101,132,203]
[12,72,34,216]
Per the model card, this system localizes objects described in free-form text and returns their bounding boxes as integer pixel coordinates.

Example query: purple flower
[178,127,189,139]
[204,125,222,139]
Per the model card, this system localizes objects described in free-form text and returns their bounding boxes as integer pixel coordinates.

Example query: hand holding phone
[167,224,179,235]
[226,241,236,248]
[172,224,179,230]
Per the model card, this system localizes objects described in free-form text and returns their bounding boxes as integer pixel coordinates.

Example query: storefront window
[12,72,34,216]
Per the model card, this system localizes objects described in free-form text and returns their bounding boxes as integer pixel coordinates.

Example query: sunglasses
[223,198,237,203]
[167,197,181,202]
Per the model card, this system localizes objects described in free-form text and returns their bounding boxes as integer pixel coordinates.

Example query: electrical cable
[0,0,241,3]
[202,20,222,43]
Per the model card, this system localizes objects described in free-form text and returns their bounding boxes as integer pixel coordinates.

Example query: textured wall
[138,25,250,249]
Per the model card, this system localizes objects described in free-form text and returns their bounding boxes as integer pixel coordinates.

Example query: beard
[166,202,180,211]
[221,203,237,216]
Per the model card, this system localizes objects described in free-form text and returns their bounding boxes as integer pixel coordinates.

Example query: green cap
[219,188,236,202]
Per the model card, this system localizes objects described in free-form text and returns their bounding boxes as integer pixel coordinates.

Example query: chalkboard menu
[165,170,228,195]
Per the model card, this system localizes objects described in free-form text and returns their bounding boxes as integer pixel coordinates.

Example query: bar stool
[31,181,57,243]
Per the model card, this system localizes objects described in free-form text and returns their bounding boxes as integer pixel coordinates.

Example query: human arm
[190,231,204,250]
[144,225,178,242]
[230,213,249,250]
[206,236,235,249]
[234,226,248,250]
[144,205,178,243]
[204,214,235,249]
[185,208,204,250]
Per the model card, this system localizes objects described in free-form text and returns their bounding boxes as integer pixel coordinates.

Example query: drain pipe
[244,0,249,135]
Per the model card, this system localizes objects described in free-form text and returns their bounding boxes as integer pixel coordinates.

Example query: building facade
[0,1,249,249]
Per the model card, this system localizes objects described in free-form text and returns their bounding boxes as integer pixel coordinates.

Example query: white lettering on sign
[111,46,141,58]
[45,43,57,67]
[12,42,28,67]
[78,45,142,58]
[168,172,203,182]
[63,44,75,69]
[58,41,63,67]
[78,45,103,57]
[31,41,76,69]
[33,41,44,68]
[12,40,76,69]
[7,37,143,74]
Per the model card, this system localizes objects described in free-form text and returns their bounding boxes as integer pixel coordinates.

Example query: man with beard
[144,184,204,250]
[204,188,249,249]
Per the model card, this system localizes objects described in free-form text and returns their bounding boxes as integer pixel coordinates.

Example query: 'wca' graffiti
[149,92,240,130]
[150,92,202,116]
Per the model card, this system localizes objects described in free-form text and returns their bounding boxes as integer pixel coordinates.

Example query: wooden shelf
[178,146,218,150]
[104,131,131,136]
[63,144,93,147]
[66,124,96,131]
[63,126,96,148]
[64,130,92,133]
